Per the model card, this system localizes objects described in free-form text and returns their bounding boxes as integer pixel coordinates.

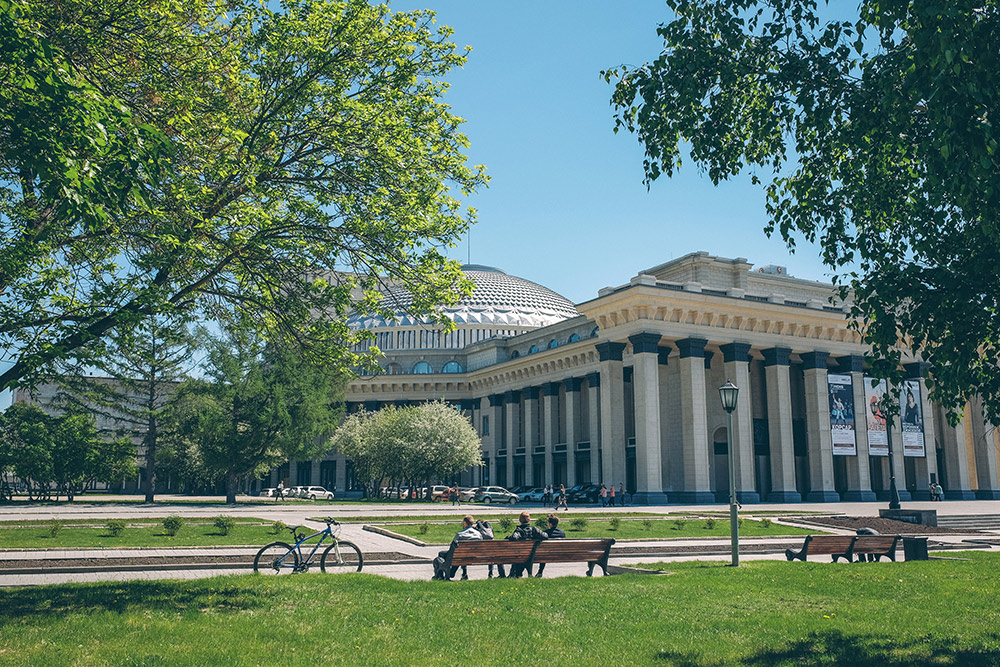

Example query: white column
[543,382,560,487]
[971,399,1000,499]
[486,395,503,486]
[504,390,520,489]
[523,386,540,487]
[586,373,602,484]
[628,333,668,504]
[802,351,840,501]
[763,347,800,502]
[597,342,626,488]
[940,406,976,498]
[564,378,582,486]
[676,338,713,503]
[903,363,938,499]
[841,356,876,500]
[721,342,758,503]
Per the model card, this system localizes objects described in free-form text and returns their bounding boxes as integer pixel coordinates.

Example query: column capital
[658,346,672,366]
[905,361,931,379]
[596,341,626,362]
[800,351,830,370]
[503,390,521,403]
[628,332,662,355]
[523,386,540,401]
[585,372,601,387]
[837,354,865,373]
[721,342,752,363]
[762,347,792,367]
[704,350,714,370]
[488,394,504,407]
[676,337,708,359]
[543,381,561,397]
[564,377,583,392]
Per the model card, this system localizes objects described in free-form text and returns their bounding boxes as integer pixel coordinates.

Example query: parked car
[569,484,601,504]
[459,487,479,502]
[520,487,546,503]
[302,485,334,501]
[428,485,449,501]
[474,486,519,504]
[260,488,277,498]
[287,485,308,499]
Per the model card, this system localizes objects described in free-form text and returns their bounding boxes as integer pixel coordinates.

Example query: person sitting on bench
[534,514,566,577]
[432,515,482,580]
[505,511,548,578]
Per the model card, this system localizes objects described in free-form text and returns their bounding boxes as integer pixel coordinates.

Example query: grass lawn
[379,517,816,543]
[2,552,999,665]
[0,518,288,549]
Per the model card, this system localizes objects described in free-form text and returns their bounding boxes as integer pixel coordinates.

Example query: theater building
[298,251,1000,503]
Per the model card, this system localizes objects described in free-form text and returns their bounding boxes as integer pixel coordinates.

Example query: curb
[363,524,429,547]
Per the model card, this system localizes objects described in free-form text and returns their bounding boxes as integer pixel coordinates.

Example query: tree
[161,327,348,503]
[331,401,483,499]
[1,0,485,391]
[606,0,1000,422]
[54,315,192,503]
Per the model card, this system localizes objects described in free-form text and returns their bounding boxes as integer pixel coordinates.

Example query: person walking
[556,484,569,511]
[618,483,626,506]
[451,484,461,507]
[609,483,615,507]
[275,480,285,502]
[534,515,566,577]
[599,484,608,507]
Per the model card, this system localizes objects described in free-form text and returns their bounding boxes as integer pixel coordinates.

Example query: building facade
[297,251,1000,503]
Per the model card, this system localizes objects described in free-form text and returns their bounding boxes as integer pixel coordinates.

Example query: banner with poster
[827,373,857,455]
[864,377,889,455]
[900,379,926,457]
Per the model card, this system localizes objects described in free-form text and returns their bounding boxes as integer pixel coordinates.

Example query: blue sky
[396,0,835,303]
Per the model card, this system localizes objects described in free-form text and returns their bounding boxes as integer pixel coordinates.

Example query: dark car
[569,484,601,503]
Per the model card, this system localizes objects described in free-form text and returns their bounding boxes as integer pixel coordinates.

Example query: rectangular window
[482,415,490,436]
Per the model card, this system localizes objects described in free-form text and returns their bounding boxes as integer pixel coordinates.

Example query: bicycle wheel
[254,542,298,575]
[320,541,363,573]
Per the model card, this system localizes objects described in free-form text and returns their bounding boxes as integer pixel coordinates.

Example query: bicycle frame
[280,521,347,572]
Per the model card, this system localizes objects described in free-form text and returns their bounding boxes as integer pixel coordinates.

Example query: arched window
[388,363,402,375]
[511,350,520,359]
[528,344,539,354]
[548,339,558,349]
[590,326,600,338]
[568,333,580,343]
[412,361,432,374]
[442,361,463,373]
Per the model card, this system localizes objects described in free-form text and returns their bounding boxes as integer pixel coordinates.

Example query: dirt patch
[790,516,980,535]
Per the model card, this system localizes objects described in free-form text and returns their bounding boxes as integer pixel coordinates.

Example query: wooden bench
[852,535,900,562]
[785,535,858,562]
[440,539,616,580]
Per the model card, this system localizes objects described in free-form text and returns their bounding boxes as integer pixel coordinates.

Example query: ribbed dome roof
[347,265,579,330]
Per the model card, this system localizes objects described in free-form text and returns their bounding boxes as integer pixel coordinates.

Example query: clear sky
[395,0,836,304]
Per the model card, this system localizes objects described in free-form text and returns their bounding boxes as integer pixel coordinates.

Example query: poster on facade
[864,376,889,455]
[900,379,926,457]
[827,373,857,455]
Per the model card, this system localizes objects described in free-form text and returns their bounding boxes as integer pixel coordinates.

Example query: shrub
[418,522,430,535]
[704,517,717,530]
[672,519,685,531]
[570,517,588,531]
[47,520,62,538]
[498,516,515,533]
[760,517,772,528]
[106,520,126,537]
[642,519,653,531]
[609,517,621,531]
[214,515,236,536]
[535,515,549,530]
[738,517,744,529]
[271,520,286,535]
[162,515,183,536]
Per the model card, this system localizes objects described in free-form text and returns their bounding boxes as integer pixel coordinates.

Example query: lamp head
[719,380,739,413]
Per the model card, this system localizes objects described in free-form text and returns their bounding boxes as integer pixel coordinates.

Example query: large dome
[347,264,579,330]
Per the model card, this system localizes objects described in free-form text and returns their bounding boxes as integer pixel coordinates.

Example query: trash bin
[902,536,929,561]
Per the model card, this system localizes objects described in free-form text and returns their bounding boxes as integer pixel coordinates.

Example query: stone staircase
[936,514,1000,530]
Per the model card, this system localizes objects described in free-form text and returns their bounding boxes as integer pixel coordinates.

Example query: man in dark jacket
[506,512,547,578]
[432,515,482,580]
[534,514,565,578]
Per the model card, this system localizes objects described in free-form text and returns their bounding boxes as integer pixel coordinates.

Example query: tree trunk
[143,404,158,504]
[226,471,238,504]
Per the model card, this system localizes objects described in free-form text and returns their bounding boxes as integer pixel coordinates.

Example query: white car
[302,486,335,501]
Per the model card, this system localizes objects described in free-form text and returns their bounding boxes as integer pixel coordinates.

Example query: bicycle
[253,517,363,575]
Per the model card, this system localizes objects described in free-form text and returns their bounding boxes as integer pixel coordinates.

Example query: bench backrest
[532,539,615,564]
[852,535,900,553]
[805,535,857,555]
[449,540,538,566]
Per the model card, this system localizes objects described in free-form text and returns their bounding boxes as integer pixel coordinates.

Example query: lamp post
[719,380,740,567]
[882,395,902,510]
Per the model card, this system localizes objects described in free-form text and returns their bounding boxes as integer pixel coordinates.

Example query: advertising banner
[864,377,889,456]
[827,373,857,455]
[900,379,926,457]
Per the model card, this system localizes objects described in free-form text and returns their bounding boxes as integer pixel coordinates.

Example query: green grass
[380,517,816,543]
[2,552,999,665]
[0,518,288,549]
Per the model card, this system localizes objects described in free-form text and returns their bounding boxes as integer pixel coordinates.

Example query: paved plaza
[2,497,998,587]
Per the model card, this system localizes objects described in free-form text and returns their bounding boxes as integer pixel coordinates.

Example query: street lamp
[719,380,740,567]
[880,394,902,510]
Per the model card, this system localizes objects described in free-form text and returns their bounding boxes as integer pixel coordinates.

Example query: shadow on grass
[0,580,269,624]
[655,630,1000,666]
